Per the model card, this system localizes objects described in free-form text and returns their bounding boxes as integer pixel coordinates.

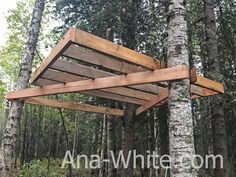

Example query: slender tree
[203,0,230,176]
[167,0,197,176]
[121,103,136,177]
[107,116,117,177]
[0,0,45,176]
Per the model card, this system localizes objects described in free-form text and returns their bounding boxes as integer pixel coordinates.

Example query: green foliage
[18,159,63,177]
[0,0,33,84]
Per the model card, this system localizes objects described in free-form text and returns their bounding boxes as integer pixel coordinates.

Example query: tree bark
[167,0,197,177]
[203,0,230,176]
[107,116,117,177]
[99,115,107,177]
[121,103,136,177]
[0,0,45,176]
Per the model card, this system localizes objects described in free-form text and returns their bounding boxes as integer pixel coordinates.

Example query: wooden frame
[7,65,190,100]
[31,27,165,83]
[5,27,225,116]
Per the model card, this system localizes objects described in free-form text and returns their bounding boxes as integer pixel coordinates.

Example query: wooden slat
[82,90,147,105]
[35,78,147,105]
[34,78,60,86]
[73,29,165,69]
[25,97,124,116]
[42,69,86,83]
[50,59,161,94]
[6,65,190,100]
[204,88,218,96]
[41,69,156,101]
[135,89,168,115]
[100,88,154,101]
[63,45,146,74]
[31,27,76,83]
[194,76,224,93]
[191,85,205,96]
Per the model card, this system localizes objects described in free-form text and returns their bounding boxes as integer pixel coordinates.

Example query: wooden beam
[35,78,147,105]
[34,78,60,86]
[194,76,224,93]
[73,28,165,69]
[191,85,205,96]
[35,77,150,104]
[31,27,76,83]
[25,97,124,116]
[41,69,157,101]
[135,85,219,115]
[135,89,168,115]
[204,88,218,96]
[50,59,161,94]
[82,90,147,105]
[63,44,146,74]
[6,65,190,100]
[34,70,217,103]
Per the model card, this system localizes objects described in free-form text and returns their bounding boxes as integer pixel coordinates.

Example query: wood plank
[6,65,190,100]
[191,85,205,96]
[73,29,165,69]
[135,89,168,115]
[25,97,124,116]
[99,87,154,101]
[194,76,224,93]
[63,44,146,74]
[34,78,60,86]
[135,85,217,115]
[31,27,76,83]
[42,69,86,83]
[50,59,161,94]
[43,68,158,100]
[82,90,147,105]
[204,88,218,96]
[41,69,157,101]
[34,78,147,105]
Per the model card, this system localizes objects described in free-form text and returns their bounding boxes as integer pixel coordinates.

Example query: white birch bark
[0,0,45,176]
[167,0,197,177]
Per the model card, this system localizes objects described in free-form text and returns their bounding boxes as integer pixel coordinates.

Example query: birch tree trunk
[167,0,197,177]
[0,0,45,176]
[203,0,230,176]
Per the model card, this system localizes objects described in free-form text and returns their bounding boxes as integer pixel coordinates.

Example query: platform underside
[6,27,224,116]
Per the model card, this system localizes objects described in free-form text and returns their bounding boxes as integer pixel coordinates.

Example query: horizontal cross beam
[25,97,124,116]
[6,65,190,100]
[34,78,148,105]
[194,76,224,93]
[49,59,162,94]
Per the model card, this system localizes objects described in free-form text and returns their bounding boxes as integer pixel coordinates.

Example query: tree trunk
[121,103,136,177]
[0,0,45,176]
[203,0,230,176]
[167,0,197,177]
[99,115,107,177]
[107,116,117,177]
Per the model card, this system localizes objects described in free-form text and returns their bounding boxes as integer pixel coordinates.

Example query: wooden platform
[6,27,224,116]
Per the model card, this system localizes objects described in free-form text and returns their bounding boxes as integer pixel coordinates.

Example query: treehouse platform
[6,27,224,116]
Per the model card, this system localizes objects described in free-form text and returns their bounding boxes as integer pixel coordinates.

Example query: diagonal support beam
[25,97,124,116]
[135,85,220,115]
[135,89,168,116]
[6,65,190,100]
